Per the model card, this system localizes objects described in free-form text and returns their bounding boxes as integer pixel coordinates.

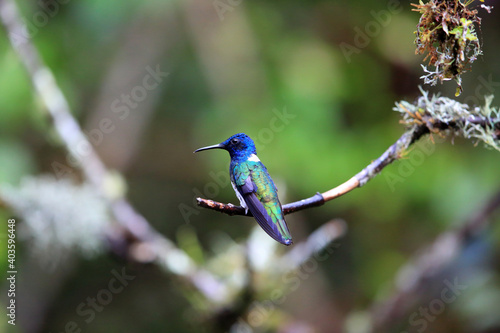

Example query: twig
[277,219,347,271]
[0,0,227,303]
[0,0,108,187]
[196,124,428,215]
[196,109,500,216]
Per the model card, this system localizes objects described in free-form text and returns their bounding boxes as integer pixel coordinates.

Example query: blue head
[194,133,257,162]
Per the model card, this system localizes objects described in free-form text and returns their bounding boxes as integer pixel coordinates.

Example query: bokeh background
[0,0,499,332]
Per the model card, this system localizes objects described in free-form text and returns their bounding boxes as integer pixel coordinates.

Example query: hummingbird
[194,133,292,245]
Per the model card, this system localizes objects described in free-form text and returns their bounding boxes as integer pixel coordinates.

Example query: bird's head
[194,133,257,161]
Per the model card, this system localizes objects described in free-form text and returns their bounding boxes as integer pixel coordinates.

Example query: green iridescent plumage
[232,161,291,243]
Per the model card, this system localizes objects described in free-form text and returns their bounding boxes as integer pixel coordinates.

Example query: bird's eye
[231,138,239,144]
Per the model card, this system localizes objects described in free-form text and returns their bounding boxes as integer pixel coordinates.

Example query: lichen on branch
[198,90,500,216]
[395,89,500,151]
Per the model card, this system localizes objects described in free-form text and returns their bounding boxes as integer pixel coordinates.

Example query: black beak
[193,143,225,153]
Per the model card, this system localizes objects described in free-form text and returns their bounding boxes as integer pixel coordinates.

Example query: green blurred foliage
[0,0,499,332]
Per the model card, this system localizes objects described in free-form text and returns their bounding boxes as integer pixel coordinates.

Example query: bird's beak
[193,143,225,153]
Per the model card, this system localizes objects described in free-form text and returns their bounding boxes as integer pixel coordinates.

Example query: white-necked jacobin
[194,133,293,245]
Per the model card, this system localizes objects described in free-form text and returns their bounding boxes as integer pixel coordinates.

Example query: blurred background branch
[0,0,227,304]
[371,188,500,332]
[0,0,498,332]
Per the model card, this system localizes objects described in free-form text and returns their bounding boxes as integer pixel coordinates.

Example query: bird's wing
[234,163,292,245]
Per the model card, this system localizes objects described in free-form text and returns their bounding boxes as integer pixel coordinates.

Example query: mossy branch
[197,91,500,216]
[413,0,492,95]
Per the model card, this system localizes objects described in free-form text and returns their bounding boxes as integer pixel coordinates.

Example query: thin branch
[277,219,347,271]
[196,108,499,216]
[0,0,107,187]
[196,124,428,215]
[197,192,327,216]
[0,0,227,303]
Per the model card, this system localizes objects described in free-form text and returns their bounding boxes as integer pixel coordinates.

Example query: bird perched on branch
[194,133,292,245]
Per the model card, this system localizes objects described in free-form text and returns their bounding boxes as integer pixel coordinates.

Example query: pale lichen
[395,89,500,151]
[1,176,110,264]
